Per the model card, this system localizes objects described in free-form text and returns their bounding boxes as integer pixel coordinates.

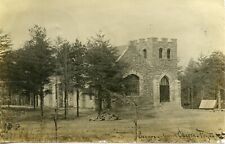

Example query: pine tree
[21,25,55,118]
[86,33,125,114]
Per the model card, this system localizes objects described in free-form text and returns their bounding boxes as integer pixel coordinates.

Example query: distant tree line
[179,52,225,108]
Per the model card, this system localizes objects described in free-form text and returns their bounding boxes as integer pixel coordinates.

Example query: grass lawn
[0,106,224,143]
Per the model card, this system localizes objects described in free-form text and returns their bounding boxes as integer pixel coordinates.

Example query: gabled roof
[115,43,153,68]
[116,45,129,62]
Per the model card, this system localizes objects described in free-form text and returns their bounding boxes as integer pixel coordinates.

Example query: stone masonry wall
[118,37,181,109]
[119,43,154,108]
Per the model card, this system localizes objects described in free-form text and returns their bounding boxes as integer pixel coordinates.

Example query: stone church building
[117,37,181,108]
[43,37,181,109]
[0,37,181,110]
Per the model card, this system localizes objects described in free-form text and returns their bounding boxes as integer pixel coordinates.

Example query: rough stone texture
[118,37,181,109]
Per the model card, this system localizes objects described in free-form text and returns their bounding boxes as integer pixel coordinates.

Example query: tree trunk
[217,88,221,110]
[54,108,58,142]
[98,89,102,115]
[55,82,58,111]
[8,87,11,108]
[134,103,138,142]
[98,97,102,115]
[54,82,59,141]
[64,46,69,119]
[40,87,44,119]
[36,94,38,107]
[76,89,80,117]
[189,87,193,109]
[201,87,204,101]
[29,93,32,106]
[64,84,68,119]
[106,95,111,109]
[191,87,194,109]
[187,88,190,104]
[33,93,36,110]
[19,94,21,105]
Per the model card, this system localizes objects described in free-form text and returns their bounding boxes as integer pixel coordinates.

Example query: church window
[143,49,147,58]
[123,74,140,96]
[159,48,163,58]
[167,49,171,59]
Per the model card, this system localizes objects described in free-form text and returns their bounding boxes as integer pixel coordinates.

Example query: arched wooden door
[160,76,170,102]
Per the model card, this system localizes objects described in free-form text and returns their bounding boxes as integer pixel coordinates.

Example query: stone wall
[119,43,154,108]
[118,37,181,109]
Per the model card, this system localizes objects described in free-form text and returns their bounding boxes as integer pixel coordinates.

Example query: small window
[167,49,170,59]
[143,49,147,58]
[159,48,163,58]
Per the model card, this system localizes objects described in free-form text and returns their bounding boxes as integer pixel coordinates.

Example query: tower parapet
[128,37,177,68]
[129,37,177,47]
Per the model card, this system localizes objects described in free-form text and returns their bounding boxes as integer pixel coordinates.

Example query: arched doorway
[160,76,170,102]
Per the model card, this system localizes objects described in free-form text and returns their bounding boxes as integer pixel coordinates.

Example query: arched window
[143,49,147,58]
[160,76,169,86]
[159,48,163,58]
[123,74,140,96]
[167,49,170,59]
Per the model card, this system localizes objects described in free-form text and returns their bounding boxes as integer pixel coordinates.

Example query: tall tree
[55,38,87,118]
[200,51,225,98]
[22,25,55,118]
[0,31,13,106]
[55,37,73,119]
[86,33,125,115]
[70,39,87,117]
[0,30,12,125]
[181,58,200,107]
[181,51,225,108]
[8,47,40,108]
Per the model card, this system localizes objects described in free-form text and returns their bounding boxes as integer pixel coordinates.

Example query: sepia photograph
[0,0,225,143]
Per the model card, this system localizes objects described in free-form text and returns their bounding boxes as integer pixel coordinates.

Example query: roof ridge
[116,46,129,62]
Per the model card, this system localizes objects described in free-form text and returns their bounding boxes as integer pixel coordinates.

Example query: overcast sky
[0,0,224,66]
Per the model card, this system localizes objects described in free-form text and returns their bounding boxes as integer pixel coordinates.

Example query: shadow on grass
[2,106,97,122]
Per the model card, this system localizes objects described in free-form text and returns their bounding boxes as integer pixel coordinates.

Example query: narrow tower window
[167,49,170,59]
[159,48,163,58]
[143,49,147,58]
